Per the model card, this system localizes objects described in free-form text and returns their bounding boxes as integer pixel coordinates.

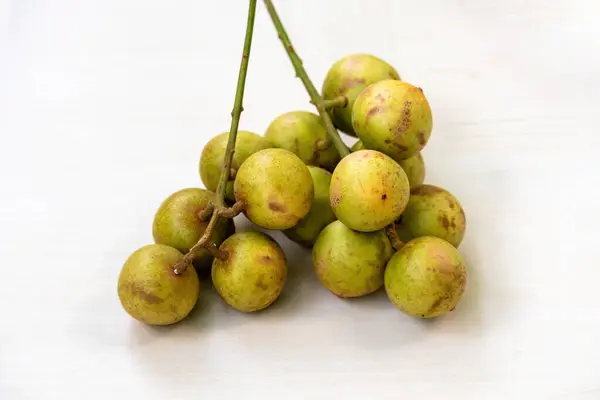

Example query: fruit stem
[263,0,350,158]
[206,243,229,261]
[173,0,257,275]
[218,201,245,218]
[386,223,404,251]
[317,96,347,110]
[198,204,215,221]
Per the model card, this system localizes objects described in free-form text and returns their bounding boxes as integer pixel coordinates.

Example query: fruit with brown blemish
[234,148,314,230]
[283,166,336,247]
[395,184,466,247]
[117,244,200,325]
[352,79,433,160]
[152,188,235,271]
[212,231,287,312]
[321,54,401,137]
[312,220,393,297]
[329,149,410,232]
[264,111,341,171]
[200,130,272,202]
[384,236,467,318]
[351,140,425,188]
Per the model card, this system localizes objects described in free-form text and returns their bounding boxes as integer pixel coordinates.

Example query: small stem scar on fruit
[263,0,350,158]
[172,0,257,275]
[386,222,404,251]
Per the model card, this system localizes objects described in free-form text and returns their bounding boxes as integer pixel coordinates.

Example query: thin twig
[263,0,350,158]
[218,201,245,218]
[198,204,214,221]
[317,96,347,110]
[173,0,257,275]
[386,222,404,251]
[205,243,228,261]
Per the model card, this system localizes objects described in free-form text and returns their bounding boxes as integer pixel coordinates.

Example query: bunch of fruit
[117,0,468,327]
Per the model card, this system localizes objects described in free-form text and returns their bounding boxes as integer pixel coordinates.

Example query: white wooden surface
[1,1,600,399]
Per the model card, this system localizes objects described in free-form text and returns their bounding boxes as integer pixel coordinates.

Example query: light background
[1,0,600,399]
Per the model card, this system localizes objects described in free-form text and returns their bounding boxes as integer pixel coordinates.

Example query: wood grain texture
[0,0,599,399]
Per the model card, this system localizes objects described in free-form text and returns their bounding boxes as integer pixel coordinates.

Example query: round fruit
[199,130,271,202]
[399,152,426,188]
[384,236,467,318]
[212,231,287,312]
[352,79,433,160]
[312,220,393,297]
[264,111,341,171]
[234,148,314,230]
[396,184,466,247]
[351,140,425,188]
[330,149,410,232]
[117,244,199,325]
[152,188,235,270]
[283,166,336,247]
[322,54,400,136]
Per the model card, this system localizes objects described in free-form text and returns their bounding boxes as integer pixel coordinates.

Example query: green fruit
[351,140,425,188]
[312,220,393,297]
[117,244,199,325]
[234,148,314,230]
[264,111,341,171]
[199,130,271,202]
[283,166,336,247]
[352,79,433,160]
[396,184,466,247]
[322,54,400,136]
[152,188,235,270]
[399,152,426,188]
[384,236,467,318]
[351,140,366,152]
[330,149,410,232]
[212,231,287,312]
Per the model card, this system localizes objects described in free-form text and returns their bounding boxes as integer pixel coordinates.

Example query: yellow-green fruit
[352,79,433,160]
[117,244,199,325]
[351,140,425,188]
[199,130,271,202]
[152,188,235,271]
[330,149,410,232]
[396,184,466,247]
[283,166,336,247]
[399,152,426,188]
[312,220,393,297]
[234,148,314,230]
[384,237,467,318]
[264,111,341,171]
[212,231,287,312]
[351,140,366,152]
[322,54,400,136]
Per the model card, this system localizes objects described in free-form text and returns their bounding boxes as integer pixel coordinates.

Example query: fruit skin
[384,236,467,318]
[264,111,341,171]
[351,140,425,188]
[212,231,287,312]
[322,54,400,137]
[117,244,200,325]
[152,188,235,271]
[352,79,433,160]
[330,149,410,232]
[312,220,393,297]
[396,184,466,248]
[234,148,314,230]
[399,152,426,189]
[199,130,272,202]
[283,166,336,247]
